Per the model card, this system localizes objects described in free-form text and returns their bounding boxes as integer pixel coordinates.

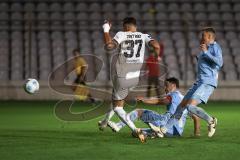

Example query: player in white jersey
[98,17,160,142]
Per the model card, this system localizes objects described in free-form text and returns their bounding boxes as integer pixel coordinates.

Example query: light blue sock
[116,110,138,130]
[174,106,185,119]
[187,105,213,124]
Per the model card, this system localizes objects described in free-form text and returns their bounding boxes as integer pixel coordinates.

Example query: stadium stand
[0,0,239,84]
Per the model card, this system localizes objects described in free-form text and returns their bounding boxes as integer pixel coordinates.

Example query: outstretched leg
[114,109,142,131]
[98,103,115,131]
[182,99,217,137]
[186,101,217,137]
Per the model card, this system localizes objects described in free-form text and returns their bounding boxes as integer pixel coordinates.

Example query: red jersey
[146,54,160,77]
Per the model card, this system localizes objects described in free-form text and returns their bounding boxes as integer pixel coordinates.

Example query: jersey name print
[114,32,152,64]
[113,31,153,78]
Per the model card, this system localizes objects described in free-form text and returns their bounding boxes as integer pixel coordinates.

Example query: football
[24,78,40,94]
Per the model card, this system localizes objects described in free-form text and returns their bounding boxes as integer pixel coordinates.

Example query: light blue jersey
[182,41,223,104]
[196,41,223,87]
[166,91,184,115]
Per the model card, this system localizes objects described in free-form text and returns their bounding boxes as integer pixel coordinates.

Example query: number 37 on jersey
[113,31,153,63]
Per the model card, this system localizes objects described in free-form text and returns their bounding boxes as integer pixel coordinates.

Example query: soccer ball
[24,78,39,94]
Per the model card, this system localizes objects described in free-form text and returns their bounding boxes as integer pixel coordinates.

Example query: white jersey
[113,31,153,78]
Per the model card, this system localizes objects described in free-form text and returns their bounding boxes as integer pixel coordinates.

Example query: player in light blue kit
[172,27,223,138]
[107,77,200,137]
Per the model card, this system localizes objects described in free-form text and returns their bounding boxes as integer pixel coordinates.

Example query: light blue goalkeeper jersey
[166,90,184,116]
[196,41,223,87]
[159,90,184,126]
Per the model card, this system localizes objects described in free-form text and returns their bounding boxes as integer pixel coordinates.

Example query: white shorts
[112,75,139,100]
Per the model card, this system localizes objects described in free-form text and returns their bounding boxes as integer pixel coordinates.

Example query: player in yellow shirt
[73,49,88,85]
[72,49,94,102]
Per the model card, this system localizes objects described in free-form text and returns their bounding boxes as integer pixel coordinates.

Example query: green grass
[0,101,240,160]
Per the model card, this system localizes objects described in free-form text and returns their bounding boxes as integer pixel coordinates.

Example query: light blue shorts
[183,83,215,104]
[140,110,169,127]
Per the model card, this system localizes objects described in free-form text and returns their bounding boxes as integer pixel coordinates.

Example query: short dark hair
[202,27,216,34]
[165,77,179,88]
[73,48,80,55]
[123,17,137,26]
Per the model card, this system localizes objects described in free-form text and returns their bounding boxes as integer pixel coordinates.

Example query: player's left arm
[201,44,223,67]
[77,58,88,81]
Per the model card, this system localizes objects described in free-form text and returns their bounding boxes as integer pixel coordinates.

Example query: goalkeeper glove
[102,20,111,33]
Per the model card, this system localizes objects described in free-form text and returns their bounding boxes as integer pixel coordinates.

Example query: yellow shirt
[75,57,87,75]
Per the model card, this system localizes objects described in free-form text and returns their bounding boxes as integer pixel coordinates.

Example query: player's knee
[179,100,187,108]
[188,99,200,106]
[180,99,197,108]
[113,100,125,107]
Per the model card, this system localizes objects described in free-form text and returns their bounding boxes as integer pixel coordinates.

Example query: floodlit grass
[0,101,239,160]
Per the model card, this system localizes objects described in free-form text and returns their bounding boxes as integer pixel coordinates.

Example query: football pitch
[0,101,240,160]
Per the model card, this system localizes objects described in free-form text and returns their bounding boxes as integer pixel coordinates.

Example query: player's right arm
[200,43,223,67]
[102,21,118,51]
[136,96,171,105]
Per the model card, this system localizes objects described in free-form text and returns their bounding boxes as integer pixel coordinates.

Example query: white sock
[116,110,139,130]
[101,104,115,123]
[104,109,115,122]
[187,105,213,124]
[114,106,137,131]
